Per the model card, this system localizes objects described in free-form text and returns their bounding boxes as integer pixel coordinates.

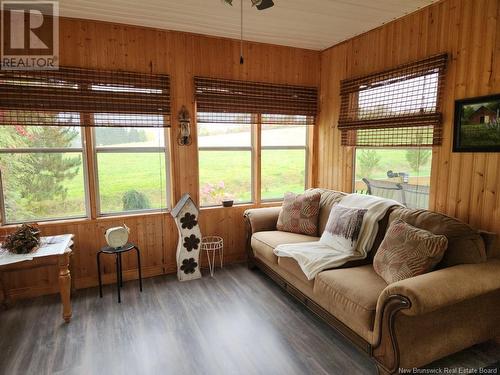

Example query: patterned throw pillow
[373,219,448,284]
[277,192,321,236]
[319,204,367,253]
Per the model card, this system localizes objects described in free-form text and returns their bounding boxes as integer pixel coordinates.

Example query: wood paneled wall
[3,0,499,300]
[0,17,320,299]
[316,0,500,235]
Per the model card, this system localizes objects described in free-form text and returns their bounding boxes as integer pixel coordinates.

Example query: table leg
[206,249,216,277]
[115,254,121,303]
[97,252,103,298]
[135,247,143,292]
[69,251,76,294]
[0,271,10,309]
[58,252,72,323]
[118,253,123,288]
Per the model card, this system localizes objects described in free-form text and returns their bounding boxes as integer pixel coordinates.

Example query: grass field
[2,148,306,221]
[199,149,305,205]
[354,148,432,180]
[2,127,431,222]
[460,123,500,147]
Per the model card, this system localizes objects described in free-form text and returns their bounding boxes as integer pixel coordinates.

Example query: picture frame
[453,94,500,152]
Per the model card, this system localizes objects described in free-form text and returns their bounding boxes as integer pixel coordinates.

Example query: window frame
[0,128,91,225]
[198,121,255,208]
[260,125,309,203]
[197,116,310,208]
[92,126,171,217]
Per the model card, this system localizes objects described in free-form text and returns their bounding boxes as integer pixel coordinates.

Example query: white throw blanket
[274,194,402,280]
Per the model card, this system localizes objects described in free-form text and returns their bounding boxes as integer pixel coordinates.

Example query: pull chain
[240,0,244,64]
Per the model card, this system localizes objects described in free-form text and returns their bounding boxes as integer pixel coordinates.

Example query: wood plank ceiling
[59,0,439,50]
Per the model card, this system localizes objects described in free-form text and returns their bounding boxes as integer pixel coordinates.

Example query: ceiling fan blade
[256,0,274,10]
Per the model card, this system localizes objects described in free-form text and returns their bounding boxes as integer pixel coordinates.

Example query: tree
[122,190,151,211]
[95,127,147,146]
[0,111,81,219]
[461,105,476,124]
[405,149,431,173]
[356,150,381,179]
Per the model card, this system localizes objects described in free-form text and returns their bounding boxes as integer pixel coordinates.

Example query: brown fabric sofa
[244,188,500,374]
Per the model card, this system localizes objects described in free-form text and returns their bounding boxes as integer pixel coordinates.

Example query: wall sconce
[177,105,192,146]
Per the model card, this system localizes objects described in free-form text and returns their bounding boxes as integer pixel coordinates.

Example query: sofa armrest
[377,259,500,317]
[372,259,500,372]
[243,207,281,234]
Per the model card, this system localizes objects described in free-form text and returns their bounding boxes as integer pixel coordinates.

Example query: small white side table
[201,236,223,277]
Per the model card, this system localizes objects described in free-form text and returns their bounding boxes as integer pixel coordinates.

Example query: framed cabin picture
[453,94,500,152]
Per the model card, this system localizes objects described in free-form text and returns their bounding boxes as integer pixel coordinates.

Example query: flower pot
[222,200,234,207]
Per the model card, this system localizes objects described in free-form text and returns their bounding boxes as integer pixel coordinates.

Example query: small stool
[201,236,223,277]
[96,243,142,303]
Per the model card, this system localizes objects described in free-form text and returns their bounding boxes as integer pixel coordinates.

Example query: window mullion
[83,115,98,219]
[253,114,262,205]
[95,147,165,153]
[306,125,313,190]
[0,168,6,225]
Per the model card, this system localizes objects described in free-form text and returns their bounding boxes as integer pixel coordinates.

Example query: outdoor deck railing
[355,177,430,209]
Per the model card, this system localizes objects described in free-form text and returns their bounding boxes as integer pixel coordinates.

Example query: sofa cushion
[251,231,320,265]
[320,204,367,252]
[373,219,448,284]
[278,257,314,286]
[479,231,500,259]
[314,265,388,342]
[277,191,321,235]
[307,188,347,234]
[307,188,392,255]
[388,207,487,267]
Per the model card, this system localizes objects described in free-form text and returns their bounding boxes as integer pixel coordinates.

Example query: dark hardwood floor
[0,265,498,375]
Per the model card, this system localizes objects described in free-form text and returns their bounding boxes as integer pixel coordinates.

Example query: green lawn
[354,148,432,180]
[96,153,166,213]
[3,142,431,222]
[3,149,306,221]
[199,149,305,205]
[460,124,500,147]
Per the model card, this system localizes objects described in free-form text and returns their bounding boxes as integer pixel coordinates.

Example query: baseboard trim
[75,265,165,290]
[3,255,246,301]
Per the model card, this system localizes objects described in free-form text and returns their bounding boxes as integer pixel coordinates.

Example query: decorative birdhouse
[171,194,202,281]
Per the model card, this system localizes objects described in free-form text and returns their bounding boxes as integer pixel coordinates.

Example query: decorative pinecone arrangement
[2,224,41,254]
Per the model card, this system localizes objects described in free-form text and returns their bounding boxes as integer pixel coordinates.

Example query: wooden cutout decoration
[171,194,202,281]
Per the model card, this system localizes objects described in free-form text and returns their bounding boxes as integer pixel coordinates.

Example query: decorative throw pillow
[319,204,367,253]
[277,192,321,236]
[373,219,448,284]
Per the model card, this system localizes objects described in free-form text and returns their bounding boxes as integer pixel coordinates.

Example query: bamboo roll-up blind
[195,77,318,125]
[338,54,447,146]
[0,67,171,127]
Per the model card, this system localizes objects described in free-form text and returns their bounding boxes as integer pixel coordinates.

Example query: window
[0,67,171,223]
[261,115,308,200]
[195,77,317,207]
[338,54,447,209]
[198,114,309,207]
[94,121,168,215]
[354,147,432,209]
[198,114,253,207]
[0,113,87,223]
